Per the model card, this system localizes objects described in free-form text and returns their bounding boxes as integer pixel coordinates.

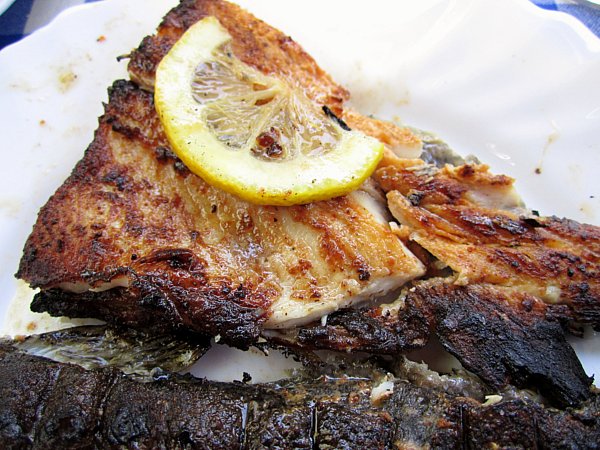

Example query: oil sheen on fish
[1,342,599,449]
[16,0,425,347]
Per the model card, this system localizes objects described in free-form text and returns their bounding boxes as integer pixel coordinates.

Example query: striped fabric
[0,0,599,51]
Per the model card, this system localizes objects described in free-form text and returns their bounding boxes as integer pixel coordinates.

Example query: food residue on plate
[57,69,78,92]
[534,121,560,175]
[2,280,101,337]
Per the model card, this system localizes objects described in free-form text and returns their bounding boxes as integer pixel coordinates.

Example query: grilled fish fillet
[2,342,599,449]
[16,0,425,347]
[374,155,600,325]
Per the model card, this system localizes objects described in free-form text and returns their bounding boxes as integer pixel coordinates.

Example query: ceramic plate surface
[0,0,598,381]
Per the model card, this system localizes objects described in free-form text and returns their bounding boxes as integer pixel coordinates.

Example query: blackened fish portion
[265,306,429,355]
[270,279,593,408]
[100,377,256,448]
[2,343,600,449]
[0,346,115,448]
[31,286,260,349]
[406,280,593,408]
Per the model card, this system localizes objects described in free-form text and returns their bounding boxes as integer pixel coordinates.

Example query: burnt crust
[1,344,599,448]
[406,281,593,408]
[267,305,429,355]
[30,286,262,348]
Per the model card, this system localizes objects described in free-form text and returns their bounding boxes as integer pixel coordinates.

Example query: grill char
[1,342,600,449]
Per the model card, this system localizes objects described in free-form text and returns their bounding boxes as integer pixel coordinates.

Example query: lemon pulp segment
[155,17,383,205]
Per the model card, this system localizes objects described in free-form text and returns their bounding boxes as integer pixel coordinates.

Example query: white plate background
[0,0,598,382]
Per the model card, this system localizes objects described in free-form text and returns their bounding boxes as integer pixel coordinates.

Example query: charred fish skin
[1,344,600,449]
[264,306,430,356]
[266,279,593,409]
[0,345,117,449]
[405,280,594,409]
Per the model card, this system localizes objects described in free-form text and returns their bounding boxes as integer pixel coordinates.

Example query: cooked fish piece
[375,155,600,325]
[1,342,598,449]
[14,0,598,412]
[266,277,592,408]
[18,77,423,347]
[17,0,430,348]
[405,279,593,408]
[128,0,349,111]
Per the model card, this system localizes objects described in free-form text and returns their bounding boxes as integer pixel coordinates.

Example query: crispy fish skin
[405,279,593,408]
[267,278,592,408]
[18,77,423,346]
[265,302,430,355]
[1,344,599,449]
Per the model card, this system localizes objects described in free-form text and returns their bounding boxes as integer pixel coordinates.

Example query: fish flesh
[1,340,600,449]
[375,154,600,324]
[18,77,424,348]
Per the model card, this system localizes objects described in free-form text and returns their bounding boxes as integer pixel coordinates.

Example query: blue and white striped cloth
[0,0,599,51]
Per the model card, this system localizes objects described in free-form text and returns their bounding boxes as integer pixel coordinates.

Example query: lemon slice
[155,17,383,205]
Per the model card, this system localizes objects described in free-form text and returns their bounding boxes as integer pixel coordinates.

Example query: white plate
[0,0,598,383]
